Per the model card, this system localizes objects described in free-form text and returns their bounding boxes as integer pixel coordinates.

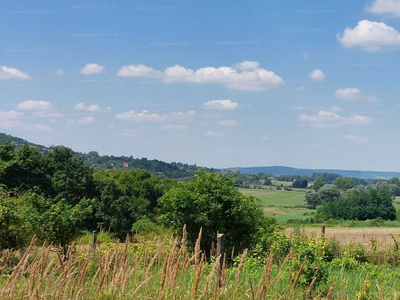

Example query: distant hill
[0,133,212,180]
[2,133,399,180]
[0,133,49,153]
[226,166,400,180]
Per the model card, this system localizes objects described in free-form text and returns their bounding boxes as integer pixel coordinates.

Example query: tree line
[0,143,274,256]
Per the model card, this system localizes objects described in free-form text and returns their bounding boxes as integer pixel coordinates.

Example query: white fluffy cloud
[117,129,142,137]
[118,61,284,91]
[115,110,195,122]
[75,102,111,112]
[308,69,325,80]
[0,110,51,131]
[218,119,237,126]
[344,135,369,143]
[299,110,373,128]
[0,66,30,80]
[232,61,260,71]
[337,19,400,51]
[365,0,400,17]
[334,88,378,101]
[203,100,238,110]
[15,100,64,121]
[80,63,105,75]
[17,100,52,111]
[205,131,223,137]
[78,117,95,124]
[161,125,187,131]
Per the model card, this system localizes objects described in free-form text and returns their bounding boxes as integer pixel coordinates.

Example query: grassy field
[241,187,400,226]
[3,232,400,299]
[239,187,314,224]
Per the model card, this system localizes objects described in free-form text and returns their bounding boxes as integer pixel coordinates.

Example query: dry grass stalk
[192,253,205,297]
[131,275,153,296]
[326,282,336,300]
[305,277,317,298]
[96,251,116,298]
[169,254,181,294]
[1,249,13,270]
[43,265,61,299]
[200,254,219,299]
[195,227,202,265]
[256,252,273,299]
[292,260,307,291]
[181,224,187,254]
[158,253,169,295]
[235,249,248,283]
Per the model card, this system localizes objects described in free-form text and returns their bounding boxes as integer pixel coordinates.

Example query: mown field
[239,187,313,224]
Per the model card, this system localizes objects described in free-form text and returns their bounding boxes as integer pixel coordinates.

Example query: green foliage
[319,187,396,221]
[311,173,341,184]
[312,177,325,191]
[304,190,321,209]
[25,194,92,252]
[292,179,308,188]
[159,171,271,254]
[132,215,165,236]
[0,192,28,249]
[93,170,170,239]
[333,177,354,191]
[270,231,332,286]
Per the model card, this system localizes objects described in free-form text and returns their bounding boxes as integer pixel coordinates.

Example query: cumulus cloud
[232,61,260,71]
[117,61,284,91]
[203,100,238,110]
[205,131,223,137]
[161,125,187,131]
[17,100,52,111]
[334,88,378,101]
[75,102,111,112]
[299,110,373,128]
[115,110,195,122]
[337,19,400,51]
[0,66,30,80]
[117,129,143,137]
[344,135,369,143]
[0,110,51,131]
[308,69,325,80]
[80,63,105,75]
[78,117,95,124]
[15,100,64,121]
[365,0,400,17]
[218,119,237,126]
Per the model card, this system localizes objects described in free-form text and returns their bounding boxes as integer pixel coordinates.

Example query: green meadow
[239,187,315,224]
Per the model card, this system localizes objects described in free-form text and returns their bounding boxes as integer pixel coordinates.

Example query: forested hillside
[0,133,205,180]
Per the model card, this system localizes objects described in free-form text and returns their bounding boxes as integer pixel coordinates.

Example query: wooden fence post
[92,230,97,251]
[321,225,326,241]
[217,233,224,288]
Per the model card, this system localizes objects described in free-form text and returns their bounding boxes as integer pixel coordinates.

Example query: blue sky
[2,0,400,171]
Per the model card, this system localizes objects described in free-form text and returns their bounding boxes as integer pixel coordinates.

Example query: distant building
[268,176,276,181]
[123,162,129,167]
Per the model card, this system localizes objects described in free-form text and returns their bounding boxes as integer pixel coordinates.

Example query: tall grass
[1,229,400,299]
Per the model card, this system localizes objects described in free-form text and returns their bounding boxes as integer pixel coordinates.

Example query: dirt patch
[286,227,400,247]
[265,208,287,215]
